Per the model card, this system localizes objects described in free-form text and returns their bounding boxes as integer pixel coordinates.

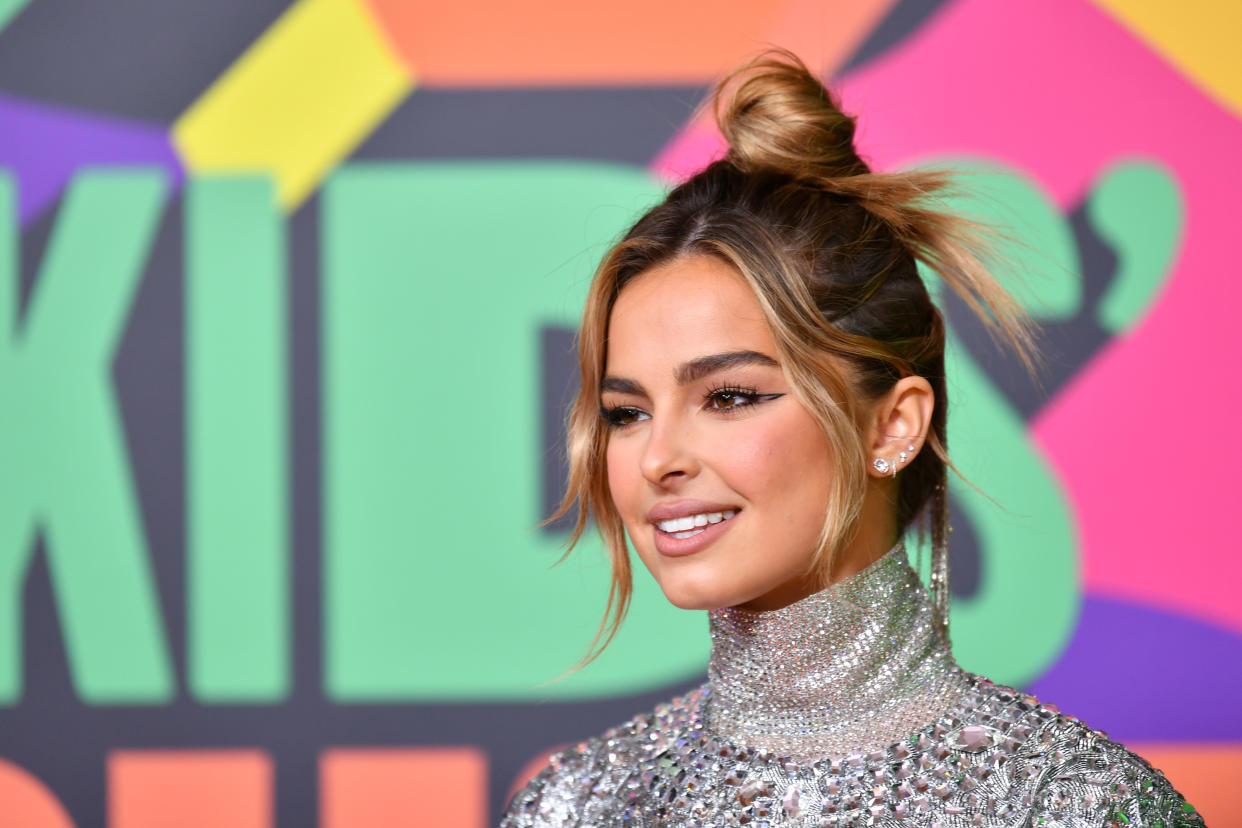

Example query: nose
[639,412,699,487]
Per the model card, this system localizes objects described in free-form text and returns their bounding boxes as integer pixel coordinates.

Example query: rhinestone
[782,787,803,818]
[951,725,1000,752]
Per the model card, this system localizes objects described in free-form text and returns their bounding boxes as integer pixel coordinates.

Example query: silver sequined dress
[501,541,1204,827]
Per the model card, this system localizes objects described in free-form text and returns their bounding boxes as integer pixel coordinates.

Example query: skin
[602,254,935,611]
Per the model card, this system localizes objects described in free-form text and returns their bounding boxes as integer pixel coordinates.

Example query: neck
[704,539,968,760]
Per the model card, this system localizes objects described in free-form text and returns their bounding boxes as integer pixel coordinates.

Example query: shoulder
[499,686,708,828]
[1013,699,1205,826]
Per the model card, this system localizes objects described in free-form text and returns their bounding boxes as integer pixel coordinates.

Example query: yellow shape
[1092,0,1242,119]
[173,0,413,210]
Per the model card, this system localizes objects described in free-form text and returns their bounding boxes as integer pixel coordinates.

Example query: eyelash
[600,385,783,429]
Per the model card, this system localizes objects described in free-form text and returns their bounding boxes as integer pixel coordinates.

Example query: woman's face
[602,254,835,611]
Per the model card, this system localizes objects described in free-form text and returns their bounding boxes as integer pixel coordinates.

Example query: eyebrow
[601,350,780,397]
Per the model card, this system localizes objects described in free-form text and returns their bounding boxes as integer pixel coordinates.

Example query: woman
[501,50,1203,827]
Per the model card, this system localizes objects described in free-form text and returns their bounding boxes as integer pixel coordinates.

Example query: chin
[655,570,749,612]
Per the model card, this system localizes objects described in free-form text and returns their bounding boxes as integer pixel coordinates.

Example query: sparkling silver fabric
[707,541,969,761]
[501,542,1204,827]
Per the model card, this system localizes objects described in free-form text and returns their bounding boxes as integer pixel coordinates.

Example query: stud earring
[872,457,891,474]
[898,451,908,464]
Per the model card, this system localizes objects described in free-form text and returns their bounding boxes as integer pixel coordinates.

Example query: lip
[647,499,741,523]
[648,500,742,558]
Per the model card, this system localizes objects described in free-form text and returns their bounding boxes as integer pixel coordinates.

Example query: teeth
[658,509,737,534]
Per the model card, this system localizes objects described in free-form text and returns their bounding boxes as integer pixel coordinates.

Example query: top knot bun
[715,48,870,181]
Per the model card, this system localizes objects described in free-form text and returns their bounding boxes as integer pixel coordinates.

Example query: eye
[704,386,783,412]
[706,388,757,410]
[601,405,649,429]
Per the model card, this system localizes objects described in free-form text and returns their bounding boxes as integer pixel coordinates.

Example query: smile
[657,510,738,538]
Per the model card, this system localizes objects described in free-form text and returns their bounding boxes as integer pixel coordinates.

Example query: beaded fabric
[706,541,969,761]
[501,542,1204,827]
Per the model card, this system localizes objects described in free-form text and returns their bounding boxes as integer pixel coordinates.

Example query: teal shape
[1087,160,1183,334]
[320,161,708,702]
[916,156,1081,323]
[0,0,32,34]
[905,156,1082,686]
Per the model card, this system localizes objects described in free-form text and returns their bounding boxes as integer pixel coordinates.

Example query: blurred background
[0,0,1239,825]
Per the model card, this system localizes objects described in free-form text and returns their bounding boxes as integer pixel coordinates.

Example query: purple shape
[1026,595,1242,742]
[0,93,183,225]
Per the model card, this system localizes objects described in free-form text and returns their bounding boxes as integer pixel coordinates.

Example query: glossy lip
[648,499,742,558]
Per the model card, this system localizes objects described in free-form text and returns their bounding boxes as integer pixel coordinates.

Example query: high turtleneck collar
[704,539,969,761]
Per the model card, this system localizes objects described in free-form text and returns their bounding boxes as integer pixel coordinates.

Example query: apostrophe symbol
[1085,161,1183,334]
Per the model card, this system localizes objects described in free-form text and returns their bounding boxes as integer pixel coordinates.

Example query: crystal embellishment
[781,786,802,818]
[951,724,1002,752]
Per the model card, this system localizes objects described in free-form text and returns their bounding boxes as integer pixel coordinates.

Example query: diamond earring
[872,457,891,474]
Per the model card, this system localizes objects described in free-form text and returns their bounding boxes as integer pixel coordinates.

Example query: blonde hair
[551,49,1041,664]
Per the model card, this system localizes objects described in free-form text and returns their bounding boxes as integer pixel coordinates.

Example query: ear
[866,376,934,478]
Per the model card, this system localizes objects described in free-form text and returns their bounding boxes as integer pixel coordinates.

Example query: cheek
[605,438,640,520]
[714,410,831,504]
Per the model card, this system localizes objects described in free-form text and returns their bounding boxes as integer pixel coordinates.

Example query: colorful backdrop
[1,0,1239,825]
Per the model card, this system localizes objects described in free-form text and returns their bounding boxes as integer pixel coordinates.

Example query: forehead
[606,255,776,374]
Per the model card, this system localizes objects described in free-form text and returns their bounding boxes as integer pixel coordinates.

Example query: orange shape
[651,0,898,181]
[362,0,788,85]
[763,0,899,78]
[0,759,74,827]
[1130,742,1242,827]
[320,747,487,828]
[108,750,272,828]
